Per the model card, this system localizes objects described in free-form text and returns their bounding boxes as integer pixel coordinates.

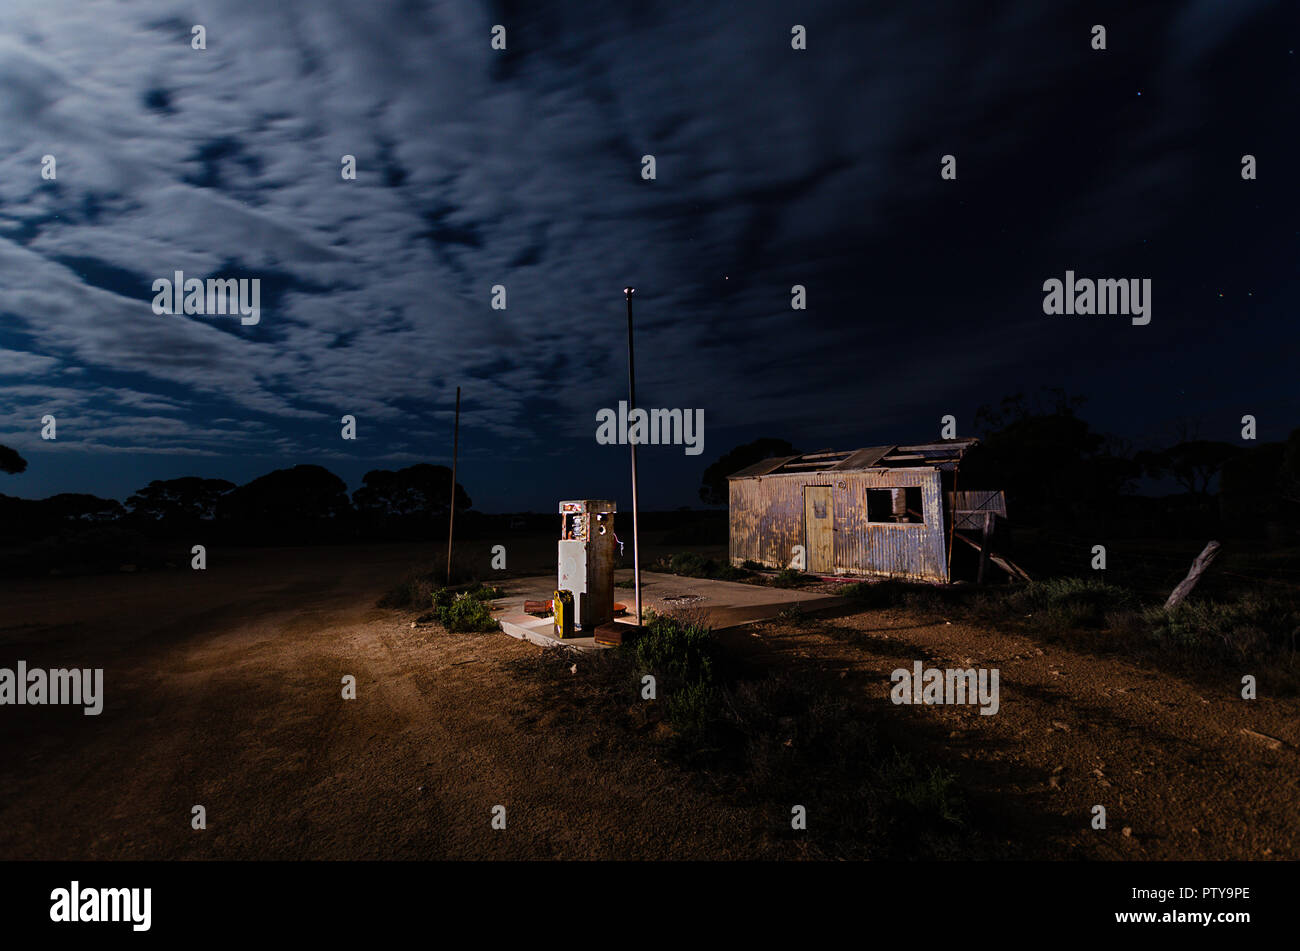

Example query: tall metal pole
[447,385,460,587]
[624,287,642,626]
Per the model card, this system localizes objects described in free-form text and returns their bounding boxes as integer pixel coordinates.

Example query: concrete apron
[489,570,846,652]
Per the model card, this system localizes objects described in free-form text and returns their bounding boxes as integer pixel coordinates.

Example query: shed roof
[727,438,979,479]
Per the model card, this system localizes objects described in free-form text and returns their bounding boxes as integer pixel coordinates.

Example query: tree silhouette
[0,444,27,475]
[1136,441,1242,496]
[42,493,126,522]
[352,463,470,519]
[218,465,352,524]
[962,390,1139,523]
[127,477,235,521]
[698,438,800,505]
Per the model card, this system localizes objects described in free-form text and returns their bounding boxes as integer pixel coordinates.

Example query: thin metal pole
[447,385,460,587]
[624,287,642,626]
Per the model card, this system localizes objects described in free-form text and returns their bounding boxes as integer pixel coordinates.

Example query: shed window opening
[866,487,924,524]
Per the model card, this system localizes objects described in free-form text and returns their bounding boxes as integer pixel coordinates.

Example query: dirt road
[0,545,764,859]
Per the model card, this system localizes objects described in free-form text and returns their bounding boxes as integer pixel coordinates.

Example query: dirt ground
[0,543,773,859]
[1,542,1296,860]
[740,604,1300,860]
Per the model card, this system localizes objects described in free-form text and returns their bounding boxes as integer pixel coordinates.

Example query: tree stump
[1163,541,1221,611]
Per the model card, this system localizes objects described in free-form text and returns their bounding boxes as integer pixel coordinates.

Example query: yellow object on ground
[553,589,575,639]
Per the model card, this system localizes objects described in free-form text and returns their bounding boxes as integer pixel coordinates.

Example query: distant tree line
[0,454,474,549]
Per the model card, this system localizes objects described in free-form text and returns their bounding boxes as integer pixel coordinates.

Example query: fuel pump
[557,500,617,632]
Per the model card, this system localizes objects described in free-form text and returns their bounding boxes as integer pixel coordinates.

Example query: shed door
[804,486,833,573]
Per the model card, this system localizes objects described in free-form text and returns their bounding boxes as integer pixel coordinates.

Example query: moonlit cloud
[0,0,1292,507]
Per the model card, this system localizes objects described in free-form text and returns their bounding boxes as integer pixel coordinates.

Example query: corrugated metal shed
[726,438,988,583]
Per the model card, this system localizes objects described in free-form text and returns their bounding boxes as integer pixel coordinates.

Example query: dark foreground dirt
[1,544,1296,859]
[739,605,1300,860]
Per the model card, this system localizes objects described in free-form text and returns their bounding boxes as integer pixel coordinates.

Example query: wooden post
[446,386,460,587]
[1164,541,1221,611]
[976,510,992,585]
[946,466,958,581]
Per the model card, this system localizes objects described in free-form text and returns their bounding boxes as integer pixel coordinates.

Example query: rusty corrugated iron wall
[729,468,949,582]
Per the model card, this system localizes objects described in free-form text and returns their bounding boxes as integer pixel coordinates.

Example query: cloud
[0,349,59,375]
[0,0,1287,500]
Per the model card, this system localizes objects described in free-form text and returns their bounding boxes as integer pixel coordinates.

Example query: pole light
[624,287,642,627]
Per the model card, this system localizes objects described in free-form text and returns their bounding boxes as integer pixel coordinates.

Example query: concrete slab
[489,570,845,649]
[496,611,606,652]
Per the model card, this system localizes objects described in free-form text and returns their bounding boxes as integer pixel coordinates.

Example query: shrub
[715,563,753,582]
[1144,592,1300,658]
[1005,577,1138,632]
[627,612,718,686]
[415,583,503,632]
[665,681,722,747]
[659,551,753,582]
[771,567,815,588]
[875,750,964,827]
[619,611,725,748]
[436,591,501,632]
[666,551,713,577]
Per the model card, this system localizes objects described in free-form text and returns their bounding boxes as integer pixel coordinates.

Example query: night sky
[1,0,1295,512]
